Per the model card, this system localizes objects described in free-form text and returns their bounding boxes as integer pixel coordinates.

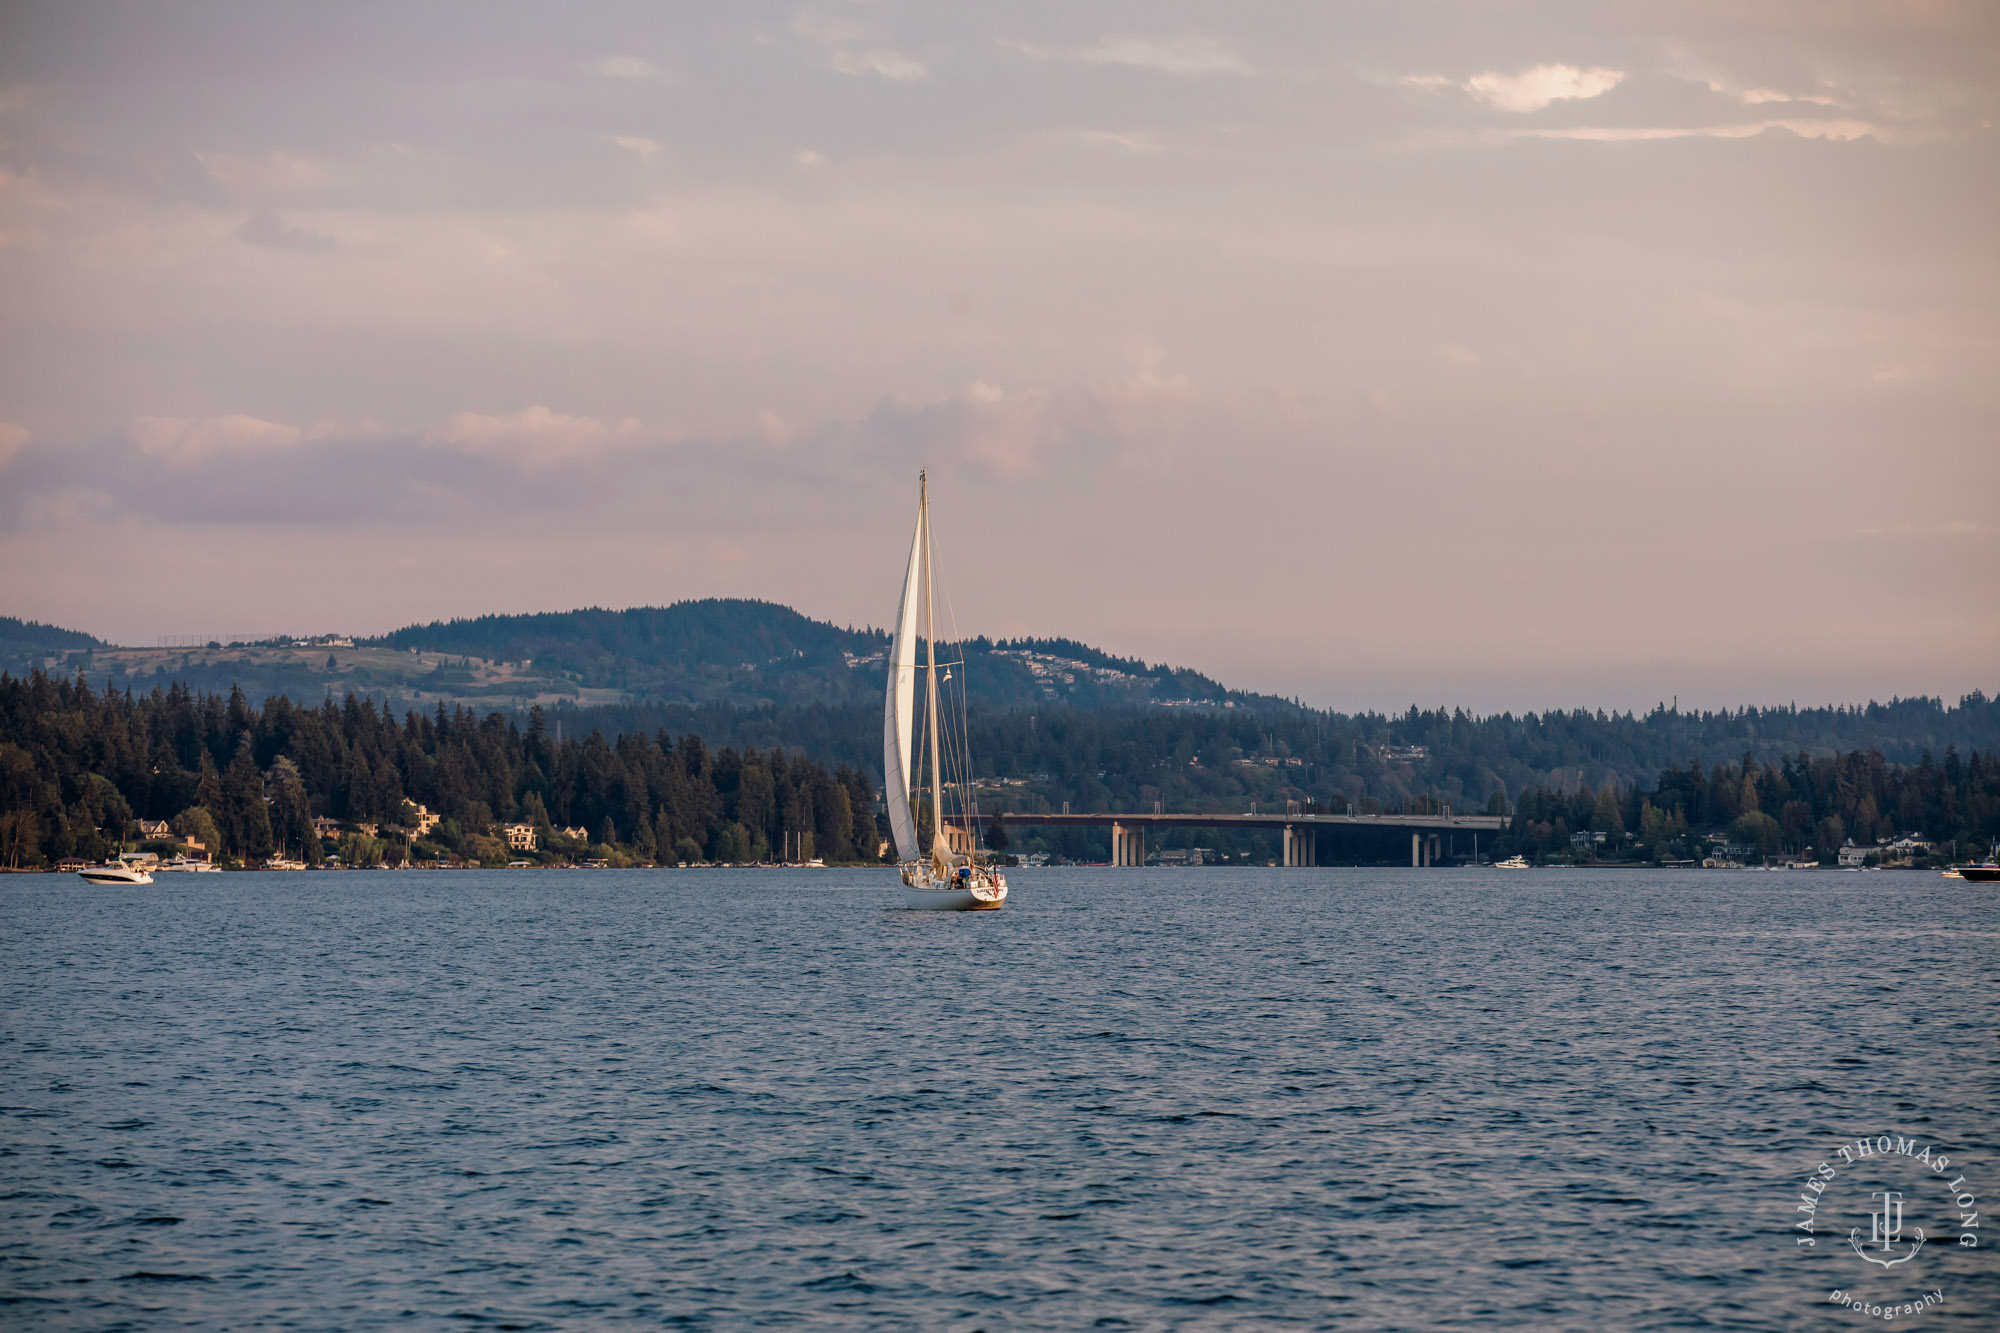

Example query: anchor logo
[1849,1190,1924,1268]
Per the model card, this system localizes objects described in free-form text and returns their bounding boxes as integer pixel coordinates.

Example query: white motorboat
[884,472,1007,910]
[76,863,154,885]
[1494,855,1530,869]
[156,856,222,873]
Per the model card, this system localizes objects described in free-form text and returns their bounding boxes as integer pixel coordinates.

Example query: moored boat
[884,472,1007,910]
[76,863,154,885]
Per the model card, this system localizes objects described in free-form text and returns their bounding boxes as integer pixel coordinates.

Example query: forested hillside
[1498,748,2000,866]
[4,668,1996,870]
[7,597,1998,867]
[532,690,2000,823]
[32,599,1247,713]
[0,617,103,676]
[369,600,883,705]
[0,672,881,870]
[366,600,1243,710]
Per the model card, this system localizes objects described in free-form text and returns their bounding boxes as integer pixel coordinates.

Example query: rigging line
[943,612,974,831]
[929,522,975,852]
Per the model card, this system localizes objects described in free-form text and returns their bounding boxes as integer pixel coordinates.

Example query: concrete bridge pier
[1410,833,1444,867]
[1283,823,1317,867]
[1111,821,1147,867]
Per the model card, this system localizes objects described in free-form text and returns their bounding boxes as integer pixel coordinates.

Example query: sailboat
[885,472,1008,910]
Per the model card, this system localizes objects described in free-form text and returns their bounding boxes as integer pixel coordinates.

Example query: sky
[1,1,1995,714]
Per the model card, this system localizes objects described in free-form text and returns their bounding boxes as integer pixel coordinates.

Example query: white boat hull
[77,868,153,885]
[902,882,1007,911]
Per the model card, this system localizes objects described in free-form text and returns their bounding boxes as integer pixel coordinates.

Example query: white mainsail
[883,471,1008,909]
[882,491,925,862]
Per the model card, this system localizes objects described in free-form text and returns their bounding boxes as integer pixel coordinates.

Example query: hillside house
[1837,842,1881,868]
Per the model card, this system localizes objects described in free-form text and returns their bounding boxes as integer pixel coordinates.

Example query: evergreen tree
[224,747,275,861]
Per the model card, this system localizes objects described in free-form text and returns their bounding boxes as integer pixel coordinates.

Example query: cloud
[428,405,643,467]
[237,208,336,252]
[829,50,929,81]
[1508,118,1882,143]
[1066,129,1165,152]
[130,415,303,463]
[590,56,661,79]
[1405,64,1624,113]
[611,135,664,160]
[855,371,1202,482]
[1741,87,1836,106]
[194,149,328,197]
[1094,369,1195,405]
[1004,34,1253,77]
[791,14,929,83]
[0,422,29,469]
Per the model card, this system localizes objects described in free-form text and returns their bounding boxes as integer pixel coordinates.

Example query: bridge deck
[985,811,1507,832]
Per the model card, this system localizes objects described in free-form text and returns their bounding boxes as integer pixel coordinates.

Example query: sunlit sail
[883,472,1008,910]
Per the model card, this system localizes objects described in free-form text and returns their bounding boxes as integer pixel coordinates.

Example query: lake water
[3,867,1996,1329]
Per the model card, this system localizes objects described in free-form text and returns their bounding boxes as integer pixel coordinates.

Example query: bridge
[972,811,1509,867]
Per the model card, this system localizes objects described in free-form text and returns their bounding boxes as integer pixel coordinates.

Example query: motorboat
[76,863,154,885]
[156,856,222,873]
[1494,854,1530,869]
[1956,863,2000,883]
[884,472,1007,910]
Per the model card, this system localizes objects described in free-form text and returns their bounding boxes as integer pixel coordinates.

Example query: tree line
[527,691,2000,825]
[1499,747,2000,865]
[0,671,884,869]
[6,665,1998,870]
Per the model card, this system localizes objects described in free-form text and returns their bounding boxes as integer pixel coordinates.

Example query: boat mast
[922,473,948,872]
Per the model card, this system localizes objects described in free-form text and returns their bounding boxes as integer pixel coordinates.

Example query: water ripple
[2,867,1996,1328]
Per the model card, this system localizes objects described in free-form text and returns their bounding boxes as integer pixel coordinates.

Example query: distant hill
[5,599,1249,715]
[363,599,1249,711]
[8,602,1995,823]
[0,616,104,675]
[367,600,883,707]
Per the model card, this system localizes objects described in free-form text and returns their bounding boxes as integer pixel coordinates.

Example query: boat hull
[902,884,1006,910]
[77,869,153,885]
[1959,866,2000,883]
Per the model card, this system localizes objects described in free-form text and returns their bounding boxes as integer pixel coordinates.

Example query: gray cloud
[1000,33,1255,77]
[235,207,336,252]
